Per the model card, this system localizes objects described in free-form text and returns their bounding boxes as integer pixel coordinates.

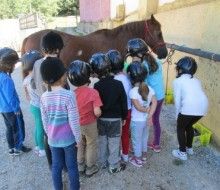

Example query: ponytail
[138,82,149,101]
[143,53,158,74]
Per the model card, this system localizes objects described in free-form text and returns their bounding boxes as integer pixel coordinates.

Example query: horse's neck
[113,20,145,39]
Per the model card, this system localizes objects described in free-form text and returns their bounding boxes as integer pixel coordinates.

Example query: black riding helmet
[89,53,111,78]
[21,50,43,73]
[127,61,148,84]
[68,60,91,86]
[40,57,66,84]
[0,47,19,73]
[41,31,64,54]
[126,38,149,57]
[176,56,197,78]
[106,50,124,74]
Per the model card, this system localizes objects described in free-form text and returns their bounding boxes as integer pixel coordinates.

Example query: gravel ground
[0,64,220,190]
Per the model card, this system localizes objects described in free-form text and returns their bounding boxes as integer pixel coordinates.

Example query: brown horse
[21,15,167,67]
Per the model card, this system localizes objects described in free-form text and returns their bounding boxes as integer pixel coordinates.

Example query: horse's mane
[89,20,144,37]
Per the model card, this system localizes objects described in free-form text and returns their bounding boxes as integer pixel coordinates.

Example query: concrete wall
[0,19,42,51]
[156,0,220,145]
[78,0,220,146]
[79,0,110,22]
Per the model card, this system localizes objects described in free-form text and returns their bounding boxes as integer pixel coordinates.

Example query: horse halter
[144,21,165,53]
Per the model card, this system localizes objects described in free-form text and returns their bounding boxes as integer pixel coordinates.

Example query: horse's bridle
[144,21,166,53]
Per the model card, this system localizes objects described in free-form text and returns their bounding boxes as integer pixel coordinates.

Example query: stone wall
[156,0,220,146]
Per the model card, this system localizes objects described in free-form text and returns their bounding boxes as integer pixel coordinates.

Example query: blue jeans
[50,143,79,190]
[1,110,25,149]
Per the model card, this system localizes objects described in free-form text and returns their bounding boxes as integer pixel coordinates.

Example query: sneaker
[129,156,143,167]
[34,146,39,154]
[148,143,161,153]
[100,161,108,169]
[21,145,32,153]
[186,147,194,155]
[85,165,99,177]
[9,149,14,155]
[38,150,46,157]
[141,153,147,164]
[172,149,187,161]
[121,154,129,162]
[108,166,122,174]
[13,149,22,156]
[78,162,86,173]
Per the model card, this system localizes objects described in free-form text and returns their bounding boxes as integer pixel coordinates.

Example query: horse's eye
[158,32,162,38]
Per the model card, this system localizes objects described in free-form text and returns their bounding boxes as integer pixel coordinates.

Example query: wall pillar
[139,0,159,19]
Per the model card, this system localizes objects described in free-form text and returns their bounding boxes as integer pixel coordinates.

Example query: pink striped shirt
[40,87,81,147]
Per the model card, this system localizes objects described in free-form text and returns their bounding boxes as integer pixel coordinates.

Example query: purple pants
[152,99,164,146]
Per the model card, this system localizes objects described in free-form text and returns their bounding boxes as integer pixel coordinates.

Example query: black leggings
[177,114,202,152]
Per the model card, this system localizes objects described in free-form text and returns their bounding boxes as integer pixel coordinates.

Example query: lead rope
[163,48,175,104]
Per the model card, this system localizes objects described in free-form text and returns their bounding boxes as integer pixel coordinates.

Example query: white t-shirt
[173,74,208,118]
[129,86,155,121]
[23,74,40,107]
[114,73,132,110]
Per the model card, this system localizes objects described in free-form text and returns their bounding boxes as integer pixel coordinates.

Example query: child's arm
[131,99,149,113]
[173,80,181,119]
[67,93,81,144]
[147,95,157,126]
[24,86,30,101]
[92,89,103,118]
[3,77,20,113]
[40,99,48,134]
[22,76,31,101]
[119,82,128,122]
[94,107,102,118]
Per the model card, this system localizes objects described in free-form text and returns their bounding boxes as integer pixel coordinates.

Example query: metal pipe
[166,43,220,62]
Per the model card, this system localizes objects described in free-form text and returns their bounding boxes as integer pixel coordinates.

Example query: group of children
[0,31,208,190]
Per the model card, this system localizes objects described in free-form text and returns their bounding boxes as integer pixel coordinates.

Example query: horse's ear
[151,14,156,21]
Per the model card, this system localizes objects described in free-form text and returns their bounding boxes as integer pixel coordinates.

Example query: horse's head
[144,15,168,59]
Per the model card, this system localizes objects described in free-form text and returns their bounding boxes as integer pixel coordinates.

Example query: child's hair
[21,50,43,78]
[143,53,158,74]
[41,31,64,55]
[138,81,149,101]
[40,57,66,89]
[0,47,19,73]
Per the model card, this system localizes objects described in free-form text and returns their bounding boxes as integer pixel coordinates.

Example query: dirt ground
[0,64,220,190]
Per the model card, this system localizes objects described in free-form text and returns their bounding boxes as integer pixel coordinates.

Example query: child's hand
[145,107,150,113]
[122,120,126,126]
[14,111,21,115]
[94,107,102,118]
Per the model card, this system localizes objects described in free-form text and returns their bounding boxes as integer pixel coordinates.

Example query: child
[126,38,164,153]
[40,57,81,190]
[0,47,31,155]
[21,50,46,157]
[127,61,157,167]
[172,56,208,161]
[107,49,132,162]
[31,31,65,168]
[90,53,128,173]
[67,60,102,177]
